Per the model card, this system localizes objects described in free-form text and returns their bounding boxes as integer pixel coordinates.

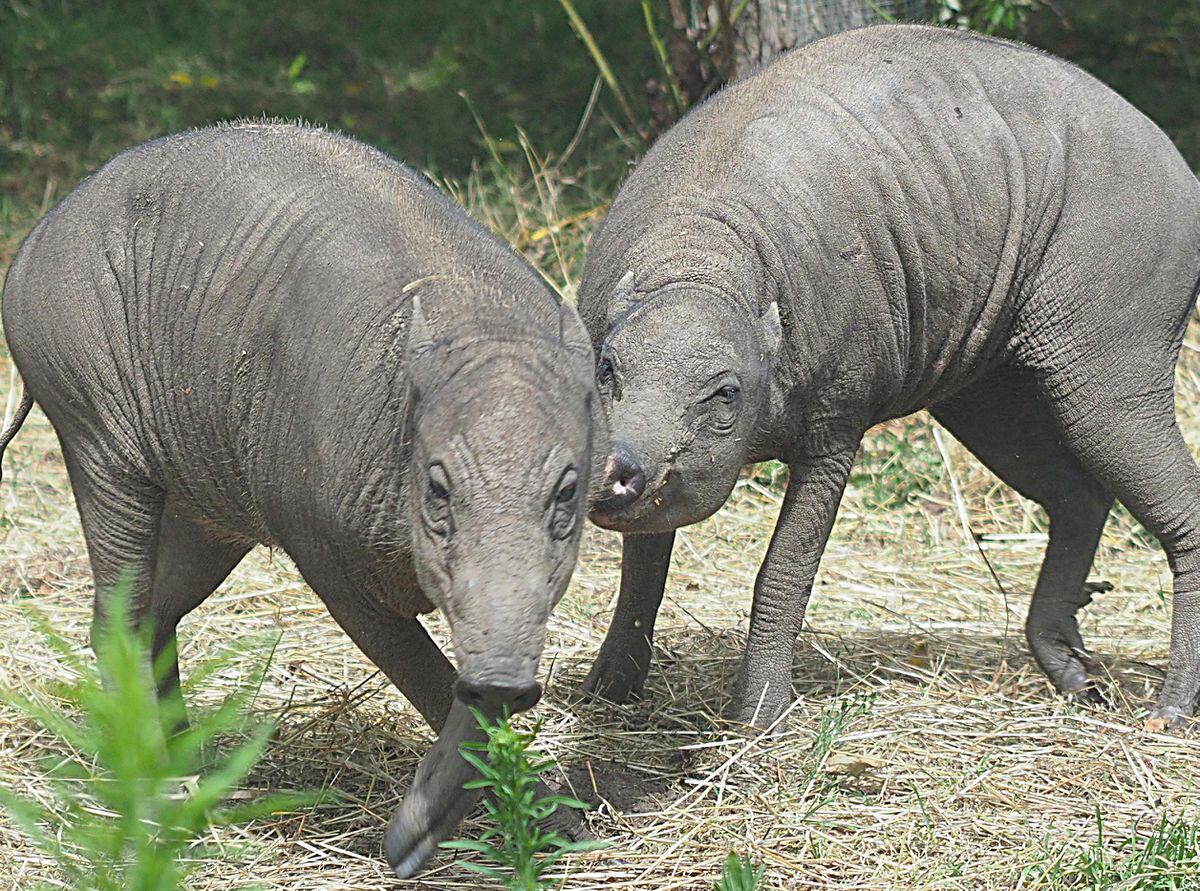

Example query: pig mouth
[590,500,650,530]
[589,468,678,532]
[591,456,739,533]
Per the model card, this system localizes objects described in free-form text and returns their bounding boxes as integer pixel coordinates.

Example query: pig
[0,122,596,877]
[576,25,1200,733]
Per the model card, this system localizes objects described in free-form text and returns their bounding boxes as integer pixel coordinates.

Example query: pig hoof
[1069,645,1104,676]
[1066,685,1108,709]
[388,830,438,880]
[387,803,450,880]
[539,795,594,841]
[1035,640,1104,701]
[1144,706,1184,733]
[580,658,647,704]
[726,691,793,734]
[1058,668,1108,708]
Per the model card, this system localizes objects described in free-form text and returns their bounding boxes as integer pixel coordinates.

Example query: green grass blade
[557,0,644,140]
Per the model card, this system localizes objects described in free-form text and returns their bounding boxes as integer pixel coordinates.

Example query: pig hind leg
[931,366,1113,700]
[1036,349,1200,729]
[63,440,249,724]
[142,498,252,714]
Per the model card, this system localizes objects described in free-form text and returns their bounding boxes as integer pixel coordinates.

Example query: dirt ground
[1,319,1199,888]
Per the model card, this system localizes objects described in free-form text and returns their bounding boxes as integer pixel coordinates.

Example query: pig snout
[449,590,549,714]
[454,675,542,713]
[593,441,646,513]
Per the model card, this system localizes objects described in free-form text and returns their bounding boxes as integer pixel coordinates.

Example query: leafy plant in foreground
[0,582,320,890]
[715,851,767,890]
[442,708,603,889]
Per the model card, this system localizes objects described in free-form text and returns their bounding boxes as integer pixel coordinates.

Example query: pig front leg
[729,445,858,730]
[386,697,490,878]
[315,591,477,876]
[582,531,676,702]
[321,595,458,731]
[318,587,584,878]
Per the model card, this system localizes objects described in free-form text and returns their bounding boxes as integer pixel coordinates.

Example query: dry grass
[2,226,1200,890]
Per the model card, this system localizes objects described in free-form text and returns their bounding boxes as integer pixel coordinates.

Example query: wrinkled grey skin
[579,25,1200,732]
[0,123,596,877]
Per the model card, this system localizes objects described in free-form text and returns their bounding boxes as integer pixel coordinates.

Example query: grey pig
[0,122,597,877]
[578,25,1200,733]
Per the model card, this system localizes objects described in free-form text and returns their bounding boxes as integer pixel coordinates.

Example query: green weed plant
[0,582,321,890]
[1065,809,1200,891]
[442,708,603,890]
[715,852,767,891]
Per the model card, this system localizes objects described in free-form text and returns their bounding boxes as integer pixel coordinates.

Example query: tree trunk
[652,0,925,126]
[732,0,925,76]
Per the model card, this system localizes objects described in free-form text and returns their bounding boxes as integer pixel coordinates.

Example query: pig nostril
[454,678,543,713]
[511,680,542,712]
[603,442,646,506]
[612,467,645,498]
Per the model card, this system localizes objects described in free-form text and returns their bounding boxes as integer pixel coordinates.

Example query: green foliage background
[0,1,646,199]
[1,0,1196,251]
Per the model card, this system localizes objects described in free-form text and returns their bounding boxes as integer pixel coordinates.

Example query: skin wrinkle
[140,208,187,481]
[157,209,196,454]
[843,60,1023,407]
[240,221,331,486]
[964,74,1027,347]
[850,87,959,390]
[127,221,165,465]
[349,322,413,448]
[140,193,164,409]
[923,91,986,303]
[751,121,901,402]
[578,24,1200,732]
[100,242,152,470]
[729,182,788,309]
[687,206,777,307]
[328,318,408,486]
[181,195,262,430]
[1009,140,1065,311]
[849,64,1017,410]
[624,196,769,309]
[816,74,948,367]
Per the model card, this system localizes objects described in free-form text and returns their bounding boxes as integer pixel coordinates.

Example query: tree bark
[732,0,924,76]
[653,0,925,120]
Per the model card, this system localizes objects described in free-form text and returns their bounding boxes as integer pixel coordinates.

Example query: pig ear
[559,299,595,381]
[606,270,641,325]
[760,301,783,360]
[407,295,442,396]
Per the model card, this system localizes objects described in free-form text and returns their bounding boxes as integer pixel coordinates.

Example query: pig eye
[555,479,577,505]
[423,462,452,537]
[704,381,740,433]
[715,385,740,404]
[596,355,621,400]
[548,467,580,540]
